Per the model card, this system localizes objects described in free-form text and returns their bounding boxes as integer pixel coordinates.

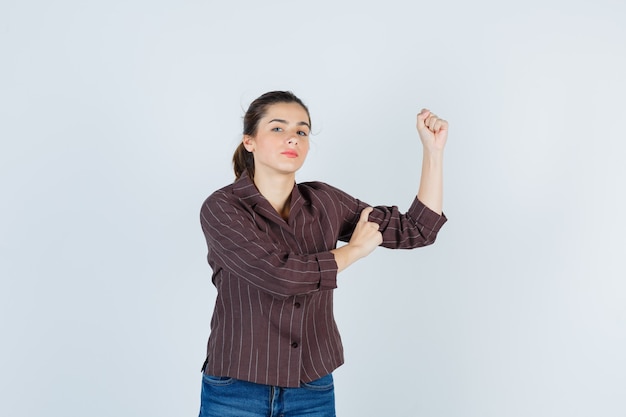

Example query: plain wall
[1,1,625,416]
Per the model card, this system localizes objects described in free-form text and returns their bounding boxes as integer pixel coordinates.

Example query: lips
[281,150,298,158]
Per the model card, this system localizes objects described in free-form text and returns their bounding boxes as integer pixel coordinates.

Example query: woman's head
[233,91,311,180]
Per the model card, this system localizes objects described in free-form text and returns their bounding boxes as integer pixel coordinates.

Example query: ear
[242,135,255,152]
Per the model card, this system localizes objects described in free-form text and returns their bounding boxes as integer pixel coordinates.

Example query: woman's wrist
[330,244,363,274]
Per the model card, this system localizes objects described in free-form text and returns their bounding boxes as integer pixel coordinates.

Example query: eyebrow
[268,118,311,129]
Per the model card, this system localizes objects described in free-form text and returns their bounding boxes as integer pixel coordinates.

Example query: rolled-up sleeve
[327,184,447,250]
[399,197,448,247]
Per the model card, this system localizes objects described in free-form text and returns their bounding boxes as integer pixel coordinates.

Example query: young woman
[198,91,448,417]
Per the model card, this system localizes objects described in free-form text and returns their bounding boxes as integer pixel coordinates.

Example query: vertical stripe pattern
[199,172,446,387]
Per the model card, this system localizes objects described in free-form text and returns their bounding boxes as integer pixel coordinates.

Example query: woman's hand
[331,207,382,273]
[417,109,448,153]
[347,207,383,258]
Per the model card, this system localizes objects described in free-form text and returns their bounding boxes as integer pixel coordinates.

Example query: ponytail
[232,141,254,181]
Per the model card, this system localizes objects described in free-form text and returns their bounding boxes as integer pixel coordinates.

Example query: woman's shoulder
[299,179,336,192]
[200,181,246,213]
[297,180,354,202]
[202,182,235,204]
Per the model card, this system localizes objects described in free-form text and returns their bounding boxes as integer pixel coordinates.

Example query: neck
[252,171,296,220]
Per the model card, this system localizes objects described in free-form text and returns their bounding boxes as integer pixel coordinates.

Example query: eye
[272,127,283,132]
[297,130,309,137]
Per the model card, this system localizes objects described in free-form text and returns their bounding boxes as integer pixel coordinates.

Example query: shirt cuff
[316,252,338,291]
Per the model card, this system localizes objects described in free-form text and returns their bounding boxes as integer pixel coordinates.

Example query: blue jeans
[198,373,336,417]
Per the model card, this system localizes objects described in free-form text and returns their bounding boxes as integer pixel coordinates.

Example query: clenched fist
[417,109,448,153]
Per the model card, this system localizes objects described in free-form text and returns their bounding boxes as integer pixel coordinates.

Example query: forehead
[262,102,309,122]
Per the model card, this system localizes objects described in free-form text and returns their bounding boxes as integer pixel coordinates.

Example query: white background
[1,1,625,416]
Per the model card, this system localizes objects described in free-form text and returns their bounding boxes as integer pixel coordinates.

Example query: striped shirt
[199,171,447,387]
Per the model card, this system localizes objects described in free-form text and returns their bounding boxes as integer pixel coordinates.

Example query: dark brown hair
[232,91,311,180]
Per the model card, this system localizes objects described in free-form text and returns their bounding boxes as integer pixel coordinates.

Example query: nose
[287,135,298,145]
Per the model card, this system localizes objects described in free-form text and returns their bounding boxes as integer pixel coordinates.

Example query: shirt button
[294,302,301,309]
[291,342,299,348]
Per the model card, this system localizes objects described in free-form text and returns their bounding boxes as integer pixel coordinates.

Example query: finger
[426,113,439,129]
[430,116,442,131]
[416,109,430,129]
[433,119,444,132]
[434,119,448,133]
[359,207,374,223]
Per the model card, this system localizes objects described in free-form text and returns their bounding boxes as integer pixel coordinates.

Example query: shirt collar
[232,170,305,223]
[232,171,265,206]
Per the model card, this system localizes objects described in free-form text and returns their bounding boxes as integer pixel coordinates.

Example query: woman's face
[243,102,311,178]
